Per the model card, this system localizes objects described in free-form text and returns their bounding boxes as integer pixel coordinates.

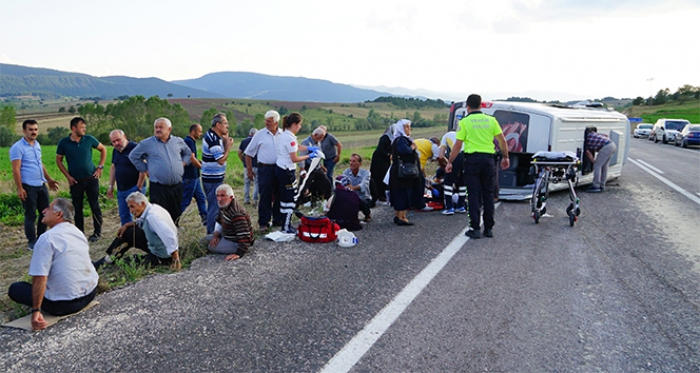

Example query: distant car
[634,123,653,138]
[651,118,690,144]
[674,124,700,148]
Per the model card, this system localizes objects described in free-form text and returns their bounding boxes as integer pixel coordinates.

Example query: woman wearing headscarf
[370,123,394,202]
[388,119,422,226]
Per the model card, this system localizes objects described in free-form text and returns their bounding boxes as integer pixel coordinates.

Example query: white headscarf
[391,119,412,143]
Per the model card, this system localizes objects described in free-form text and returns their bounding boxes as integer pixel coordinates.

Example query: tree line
[632,84,700,106]
[369,96,449,110]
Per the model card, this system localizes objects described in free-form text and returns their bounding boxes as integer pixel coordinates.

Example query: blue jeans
[324,158,337,180]
[203,181,222,234]
[181,177,207,220]
[244,167,259,204]
[117,185,147,226]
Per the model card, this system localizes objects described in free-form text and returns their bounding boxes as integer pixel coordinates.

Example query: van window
[666,121,689,131]
[493,110,530,153]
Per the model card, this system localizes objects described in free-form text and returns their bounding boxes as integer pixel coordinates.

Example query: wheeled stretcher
[529,151,581,227]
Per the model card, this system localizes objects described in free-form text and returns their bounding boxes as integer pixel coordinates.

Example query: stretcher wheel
[533,211,540,224]
[569,213,575,227]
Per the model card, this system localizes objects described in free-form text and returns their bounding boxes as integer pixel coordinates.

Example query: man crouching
[207,184,254,261]
[94,192,181,270]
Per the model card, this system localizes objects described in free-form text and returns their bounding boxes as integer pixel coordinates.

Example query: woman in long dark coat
[370,124,394,202]
[388,119,422,225]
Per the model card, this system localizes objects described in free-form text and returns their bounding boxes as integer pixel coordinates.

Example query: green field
[625,100,700,125]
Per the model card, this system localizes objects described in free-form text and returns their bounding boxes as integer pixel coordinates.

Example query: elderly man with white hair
[313,125,342,180]
[244,110,284,232]
[93,192,181,270]
[207,184,254,261]
[8,198,98,330]
[129,117,192,224]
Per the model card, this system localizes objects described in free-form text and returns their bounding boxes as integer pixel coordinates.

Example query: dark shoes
[363,214,372,223]
[394,217,414,226]
[465,229,481,239]
[483,229,493,238]
[93,258,106,269]
[88,233,102,242]
[258,225,269,233]
[584,187,602,193]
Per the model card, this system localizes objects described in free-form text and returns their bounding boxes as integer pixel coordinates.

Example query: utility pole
[646,78,654,105]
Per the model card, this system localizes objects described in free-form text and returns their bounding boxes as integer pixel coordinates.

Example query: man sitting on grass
[93,192,181,270]
[206,184,254,261]
[8,198,99,330]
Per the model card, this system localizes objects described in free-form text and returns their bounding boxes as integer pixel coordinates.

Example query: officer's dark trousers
[464,153,496,231]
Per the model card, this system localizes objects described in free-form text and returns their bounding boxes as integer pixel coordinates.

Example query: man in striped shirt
[207,184,253,261]
[201,113,234,234]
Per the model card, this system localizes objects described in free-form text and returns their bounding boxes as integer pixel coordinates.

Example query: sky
[2,0,699,101]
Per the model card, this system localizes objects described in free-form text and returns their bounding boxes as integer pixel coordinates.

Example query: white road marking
[320,226,473,372]
[629,158,700,206]
[634,159,664,174]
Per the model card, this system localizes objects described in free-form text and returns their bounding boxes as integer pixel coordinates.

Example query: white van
[447,101,630,200]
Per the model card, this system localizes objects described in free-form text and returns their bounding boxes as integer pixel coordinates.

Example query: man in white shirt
[93,192,181,270]
[8,198,99,330]
[244,110,283,232]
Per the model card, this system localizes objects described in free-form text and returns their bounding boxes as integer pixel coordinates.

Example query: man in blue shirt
[201,113,234,234]
[56,117,107,242]
[129,117,192,225]
[107,129,146,226]
[341,154,373,222]
[181,123,208,225]
[10,119,60,250]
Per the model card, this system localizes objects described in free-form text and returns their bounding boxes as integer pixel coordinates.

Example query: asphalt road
[1,138,699,373]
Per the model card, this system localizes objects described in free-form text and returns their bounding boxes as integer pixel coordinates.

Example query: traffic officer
[446,94,509,239]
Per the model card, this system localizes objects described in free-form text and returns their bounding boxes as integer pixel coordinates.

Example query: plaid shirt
[586,132,610,152]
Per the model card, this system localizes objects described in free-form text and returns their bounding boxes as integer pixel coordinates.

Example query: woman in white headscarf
[387,119,422,225]
[370,122,395,202]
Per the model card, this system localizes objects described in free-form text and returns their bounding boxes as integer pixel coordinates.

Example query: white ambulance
[447,101,630,200]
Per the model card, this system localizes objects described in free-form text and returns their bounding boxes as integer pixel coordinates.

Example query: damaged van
[448,101,630,200]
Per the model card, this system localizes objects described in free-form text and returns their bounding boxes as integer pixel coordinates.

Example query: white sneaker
[421,206,434,212]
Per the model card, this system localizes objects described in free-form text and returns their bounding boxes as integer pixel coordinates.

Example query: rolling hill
[172,72,391,103]
[0,63,222,99]
[1,64,393,103]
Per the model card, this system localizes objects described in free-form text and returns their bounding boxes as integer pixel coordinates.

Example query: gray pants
[593,142,617,189]
[204,234,241,254]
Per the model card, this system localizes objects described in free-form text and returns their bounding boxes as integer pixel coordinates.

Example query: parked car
[651,118,690,144]
[634,123,653,138]
[674,124,700,148]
